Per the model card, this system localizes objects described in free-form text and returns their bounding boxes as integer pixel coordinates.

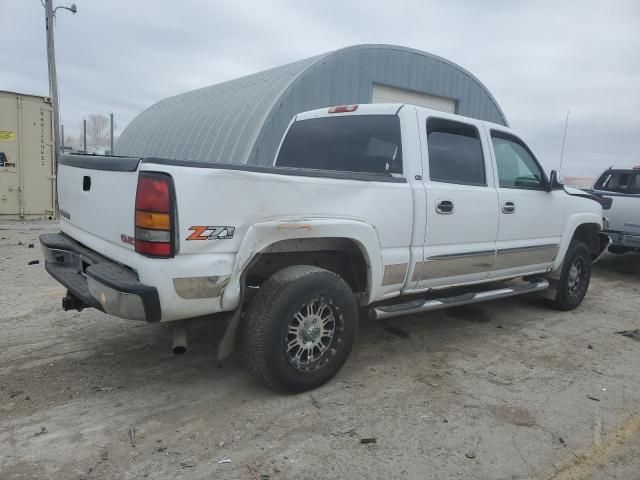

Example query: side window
[491,133,545,189]
[594,172,613,191]
[426,118,486,186]
[595,170,634,194]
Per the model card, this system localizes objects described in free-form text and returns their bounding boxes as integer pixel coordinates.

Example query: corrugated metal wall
[117,44,507,166]
[0,91,55,219]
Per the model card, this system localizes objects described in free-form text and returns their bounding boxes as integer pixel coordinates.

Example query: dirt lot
[1,222,640,479]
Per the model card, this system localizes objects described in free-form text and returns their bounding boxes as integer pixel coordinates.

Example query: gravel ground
[1,222,640,479]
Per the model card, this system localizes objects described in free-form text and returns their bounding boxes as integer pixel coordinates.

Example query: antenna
[559,109,570,174]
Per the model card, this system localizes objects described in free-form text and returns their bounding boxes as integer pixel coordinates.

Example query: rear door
[486,128,564,278]
[413,114,500,289]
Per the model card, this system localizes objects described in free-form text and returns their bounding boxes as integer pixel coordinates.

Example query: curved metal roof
[117,44,507,166]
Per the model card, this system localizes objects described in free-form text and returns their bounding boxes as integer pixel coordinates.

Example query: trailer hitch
[62,291,88,312]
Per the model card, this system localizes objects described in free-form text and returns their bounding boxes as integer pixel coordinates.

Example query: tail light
[135,172,176,257]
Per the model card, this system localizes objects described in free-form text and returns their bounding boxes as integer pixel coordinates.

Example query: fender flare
[220,217,382,311]
[552,213,603,271]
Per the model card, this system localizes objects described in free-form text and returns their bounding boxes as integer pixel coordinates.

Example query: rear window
[594,170,640,194]
[275,115,402,174]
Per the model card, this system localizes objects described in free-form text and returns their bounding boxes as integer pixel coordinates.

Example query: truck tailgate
[58,155,141,251]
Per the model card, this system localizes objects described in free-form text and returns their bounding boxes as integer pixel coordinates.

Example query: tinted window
[491,132,545,189]
[594,170,639,194]
[426,118,485,186]
[630,172,640,194]
[276,115,402,174]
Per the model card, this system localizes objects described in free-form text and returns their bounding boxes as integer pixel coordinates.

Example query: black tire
[240,265,358,393]
[608,245,630,255]
[548,240,592,311]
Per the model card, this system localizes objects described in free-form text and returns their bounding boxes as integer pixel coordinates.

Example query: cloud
[2,0,639,176]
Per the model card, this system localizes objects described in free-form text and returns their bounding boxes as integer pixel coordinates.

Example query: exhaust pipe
[172,324,187,355]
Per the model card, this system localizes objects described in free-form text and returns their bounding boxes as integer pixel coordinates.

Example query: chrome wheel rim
[567,257,587,298]
[285,296,337,371]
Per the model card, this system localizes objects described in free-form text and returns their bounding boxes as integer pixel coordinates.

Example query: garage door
[372,84,456,113]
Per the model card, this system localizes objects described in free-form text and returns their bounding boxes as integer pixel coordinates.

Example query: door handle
[436,200,454,214]
[502,201,516,214]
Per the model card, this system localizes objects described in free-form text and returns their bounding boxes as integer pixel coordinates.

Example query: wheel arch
[553,214,603,271]
[246,237,372,299]
[572,223,603,258]
[221,218,382,311]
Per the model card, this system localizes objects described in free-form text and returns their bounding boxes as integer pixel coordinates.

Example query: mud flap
[540,264,562,300]
[216,307,242,362]
[216,254,261,363]
[593,233,612,264]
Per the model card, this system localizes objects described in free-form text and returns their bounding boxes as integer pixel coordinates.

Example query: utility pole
[110,111,114,154]
[45,0,60,174]
[83,118,87,153]
[43,2,77,170]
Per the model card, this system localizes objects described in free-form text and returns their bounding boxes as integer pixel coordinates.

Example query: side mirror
[548,170,564,191]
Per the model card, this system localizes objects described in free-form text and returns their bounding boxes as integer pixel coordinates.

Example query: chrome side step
[372,279,549,320]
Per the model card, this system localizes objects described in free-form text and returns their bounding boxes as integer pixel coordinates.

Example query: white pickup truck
[41,103,610,392]
[586,166,640,254]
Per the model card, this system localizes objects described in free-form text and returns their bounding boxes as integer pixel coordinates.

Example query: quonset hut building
[117,44,507,166]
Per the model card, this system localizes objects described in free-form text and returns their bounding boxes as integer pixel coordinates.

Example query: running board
[372,279,549,320]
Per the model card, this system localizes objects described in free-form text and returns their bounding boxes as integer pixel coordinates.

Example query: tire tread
[241,265,355,392]
[547,240,591,311]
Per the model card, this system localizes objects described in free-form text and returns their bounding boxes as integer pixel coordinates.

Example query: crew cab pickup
[41,103,609,392]
[587,166,640,254]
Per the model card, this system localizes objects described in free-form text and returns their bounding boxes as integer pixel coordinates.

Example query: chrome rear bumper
[40,233,161,322]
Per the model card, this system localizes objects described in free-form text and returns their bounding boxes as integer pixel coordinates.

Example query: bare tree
[63,135,78,150]
[85,114,109,147]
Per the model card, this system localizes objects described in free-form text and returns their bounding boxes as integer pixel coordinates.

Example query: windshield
[275,115,402,174]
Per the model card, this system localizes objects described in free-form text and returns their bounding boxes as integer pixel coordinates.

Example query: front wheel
[241,265,358,393]
[547,240,591,311]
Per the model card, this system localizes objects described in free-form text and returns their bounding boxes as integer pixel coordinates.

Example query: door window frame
[490,129,549,191]
[424,117,489,187]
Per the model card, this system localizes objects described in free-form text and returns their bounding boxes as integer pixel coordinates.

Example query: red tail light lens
[135,240,172,256]
[135,172,176,258]
[136,176,170,212]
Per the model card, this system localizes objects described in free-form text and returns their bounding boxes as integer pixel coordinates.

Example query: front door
[486,128,564,278]
[414,116,500,289]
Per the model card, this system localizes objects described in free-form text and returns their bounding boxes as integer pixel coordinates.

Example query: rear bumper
[605,231,640,249]
[40,233,161,322]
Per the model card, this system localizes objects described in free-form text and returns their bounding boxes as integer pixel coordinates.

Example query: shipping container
[0,90,55,220]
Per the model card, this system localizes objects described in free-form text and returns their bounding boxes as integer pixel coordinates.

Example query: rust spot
[276,222,312,230]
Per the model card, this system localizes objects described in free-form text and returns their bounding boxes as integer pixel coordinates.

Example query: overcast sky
[2,0,639,177]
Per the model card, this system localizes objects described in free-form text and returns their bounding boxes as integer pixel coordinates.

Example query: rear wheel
[547,240,591,311]
[241,265,358,393]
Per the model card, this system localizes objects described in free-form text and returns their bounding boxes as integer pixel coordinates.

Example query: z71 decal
[187,226,236,241]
